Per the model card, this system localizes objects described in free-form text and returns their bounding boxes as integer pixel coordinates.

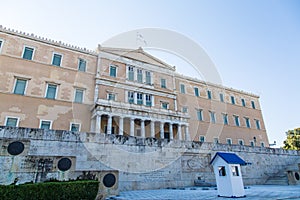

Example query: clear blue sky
[1,0,299,147]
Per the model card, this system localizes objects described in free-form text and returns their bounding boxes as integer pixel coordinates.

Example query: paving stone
[108,185,300,200]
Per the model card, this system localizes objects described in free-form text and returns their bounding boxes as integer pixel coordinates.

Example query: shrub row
[0,180,99,200]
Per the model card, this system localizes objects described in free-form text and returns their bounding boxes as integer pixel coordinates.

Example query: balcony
[94,99,189,122]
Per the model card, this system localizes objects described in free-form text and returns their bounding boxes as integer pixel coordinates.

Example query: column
[107,115,112,134]
[94,85,99,103]
[134,68,138,81]
[150,121,155,138]
[118,117,124,135]
[90,117,95,132]
[160,122,164,139]
[151,95,154,107]
[177,124,182,140]
[134,93,137,104]
[143,70,146,83]
[143,94,146,106]
[141,119,145,137]
[185,125,190,141]
[130,118,135,136]
[96,115,101,133]
[96,56,101,77]
[169,123,173,140]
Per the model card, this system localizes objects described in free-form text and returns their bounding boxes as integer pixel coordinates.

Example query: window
[250,141,255,147]
[109,65,117,77]
[70,123,80,132]
[108,93,116,101]
[245,117,251,128]
[128,66,134,81]
[137,93,143,105]
[199,136,205,142]
[194,87,199,97]
[218,166,226,176]
[251,100,256,109]
[14,79,27,95]
[207,90,212,99]
[40,120,52,130]
[145,94,152,106]
[261,142,265,147]
[161,78,166,88]
[197,109,203,121]
[145,71,151,85]
[238,139,244,145]
[74,89,84,103]
[234,115,240,127]
[52,53,62,66]
[161,102,169,109]
[219,93,224,102]
[231,96,235,104]
[209,111,216,123]
[226,138,232,145]
[255,119,261,130]
[22,46,34,60]
[222,113,228,125]
[231,166,239,176]
[45,84,57,99]
[180,84,185,94]
[137,69,143,83]
[78,58,86,72]
[182,107,188,113]
[128,91,134,103]
[0,39,3,53]
[5,117,19,127]
[241,98,246,107]
[214,138,219,144]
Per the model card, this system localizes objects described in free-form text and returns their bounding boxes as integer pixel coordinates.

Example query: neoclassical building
[0,26,269,147]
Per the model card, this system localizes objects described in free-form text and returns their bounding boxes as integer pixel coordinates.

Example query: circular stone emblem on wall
[57,158,72,171]
[7,141,24,156]
[295,172,300,181]
[103,173,116,188]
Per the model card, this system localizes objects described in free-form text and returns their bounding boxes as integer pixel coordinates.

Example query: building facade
[0,26,269,147]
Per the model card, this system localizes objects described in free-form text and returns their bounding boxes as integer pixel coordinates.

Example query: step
[265,176,289,185]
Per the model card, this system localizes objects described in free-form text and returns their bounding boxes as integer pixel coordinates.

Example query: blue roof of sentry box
[210,152,247,165]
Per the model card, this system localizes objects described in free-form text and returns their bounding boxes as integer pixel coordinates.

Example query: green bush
[0,180,99,200]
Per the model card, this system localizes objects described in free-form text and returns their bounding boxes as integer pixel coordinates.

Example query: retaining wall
[0,126,299,191]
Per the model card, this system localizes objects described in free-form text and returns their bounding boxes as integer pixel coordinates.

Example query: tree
[283,128,300,150]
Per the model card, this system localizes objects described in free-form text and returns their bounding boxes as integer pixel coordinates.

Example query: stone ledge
[0,126,299,156]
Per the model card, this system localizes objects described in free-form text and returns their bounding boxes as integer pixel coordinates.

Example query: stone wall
[0,126,299,191]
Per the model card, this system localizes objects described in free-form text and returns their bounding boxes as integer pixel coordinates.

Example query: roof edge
[0,25,97,55]
[99,46,175,71]
[210,152,247,165]
[175,73,260,98]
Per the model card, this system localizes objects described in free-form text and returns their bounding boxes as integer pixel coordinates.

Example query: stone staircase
[264,172,289,185]
[264,159,300,185]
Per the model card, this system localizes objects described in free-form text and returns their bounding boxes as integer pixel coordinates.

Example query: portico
[91,99,190,141]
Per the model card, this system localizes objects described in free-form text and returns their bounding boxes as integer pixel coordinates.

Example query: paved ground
[107,185,300,200]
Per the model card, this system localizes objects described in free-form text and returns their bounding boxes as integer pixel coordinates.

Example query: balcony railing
[95,99,189,119]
